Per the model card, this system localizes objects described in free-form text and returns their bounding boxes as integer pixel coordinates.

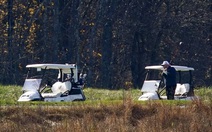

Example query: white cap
[161,61,170,66]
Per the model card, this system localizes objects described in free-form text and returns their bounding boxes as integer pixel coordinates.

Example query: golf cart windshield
[23,79,42,91]
[26,64,78,83]
[145,65,194,84]
[26,68,59,87]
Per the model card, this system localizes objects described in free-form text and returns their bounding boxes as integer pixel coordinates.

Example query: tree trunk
[101,21,112,88]
[131,32,146,88]
[52,0,60,63]
[7,0,14,84]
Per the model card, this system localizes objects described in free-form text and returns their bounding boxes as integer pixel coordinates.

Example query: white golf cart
[18,64,86,102]
[138,65,198,101]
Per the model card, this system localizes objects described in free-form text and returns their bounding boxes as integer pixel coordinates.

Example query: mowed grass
[0,85,212,131]
[0,84,211,105]
[0,85,22,104]
[0,85,141,105]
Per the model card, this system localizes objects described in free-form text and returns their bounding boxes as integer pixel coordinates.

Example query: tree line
[0,0,211,88]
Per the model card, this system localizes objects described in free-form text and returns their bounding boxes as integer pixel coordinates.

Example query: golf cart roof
[26,64,76,69]
[145,65,194,71]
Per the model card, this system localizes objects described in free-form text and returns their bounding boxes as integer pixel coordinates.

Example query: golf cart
[138,65,198,101]
[18,63,86,102]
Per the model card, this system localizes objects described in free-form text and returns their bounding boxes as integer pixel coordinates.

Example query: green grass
[0,85,22,104]
[84,87,140,100]
[195,87,212,102]
[0,85,211,106]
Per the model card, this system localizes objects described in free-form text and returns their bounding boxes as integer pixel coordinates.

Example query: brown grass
[0,100,212,132]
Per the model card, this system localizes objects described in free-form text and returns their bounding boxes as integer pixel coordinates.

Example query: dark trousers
[166,85,176,100]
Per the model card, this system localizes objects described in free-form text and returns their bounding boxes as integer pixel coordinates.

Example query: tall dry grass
[0,99,211,132]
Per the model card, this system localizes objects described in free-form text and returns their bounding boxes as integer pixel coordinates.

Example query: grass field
[0,85,212,131]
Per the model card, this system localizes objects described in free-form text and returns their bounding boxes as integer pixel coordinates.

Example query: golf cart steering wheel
[46,77,58,87]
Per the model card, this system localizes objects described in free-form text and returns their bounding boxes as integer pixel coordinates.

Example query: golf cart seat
[42,81,72,98]
[175,83,190,96]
